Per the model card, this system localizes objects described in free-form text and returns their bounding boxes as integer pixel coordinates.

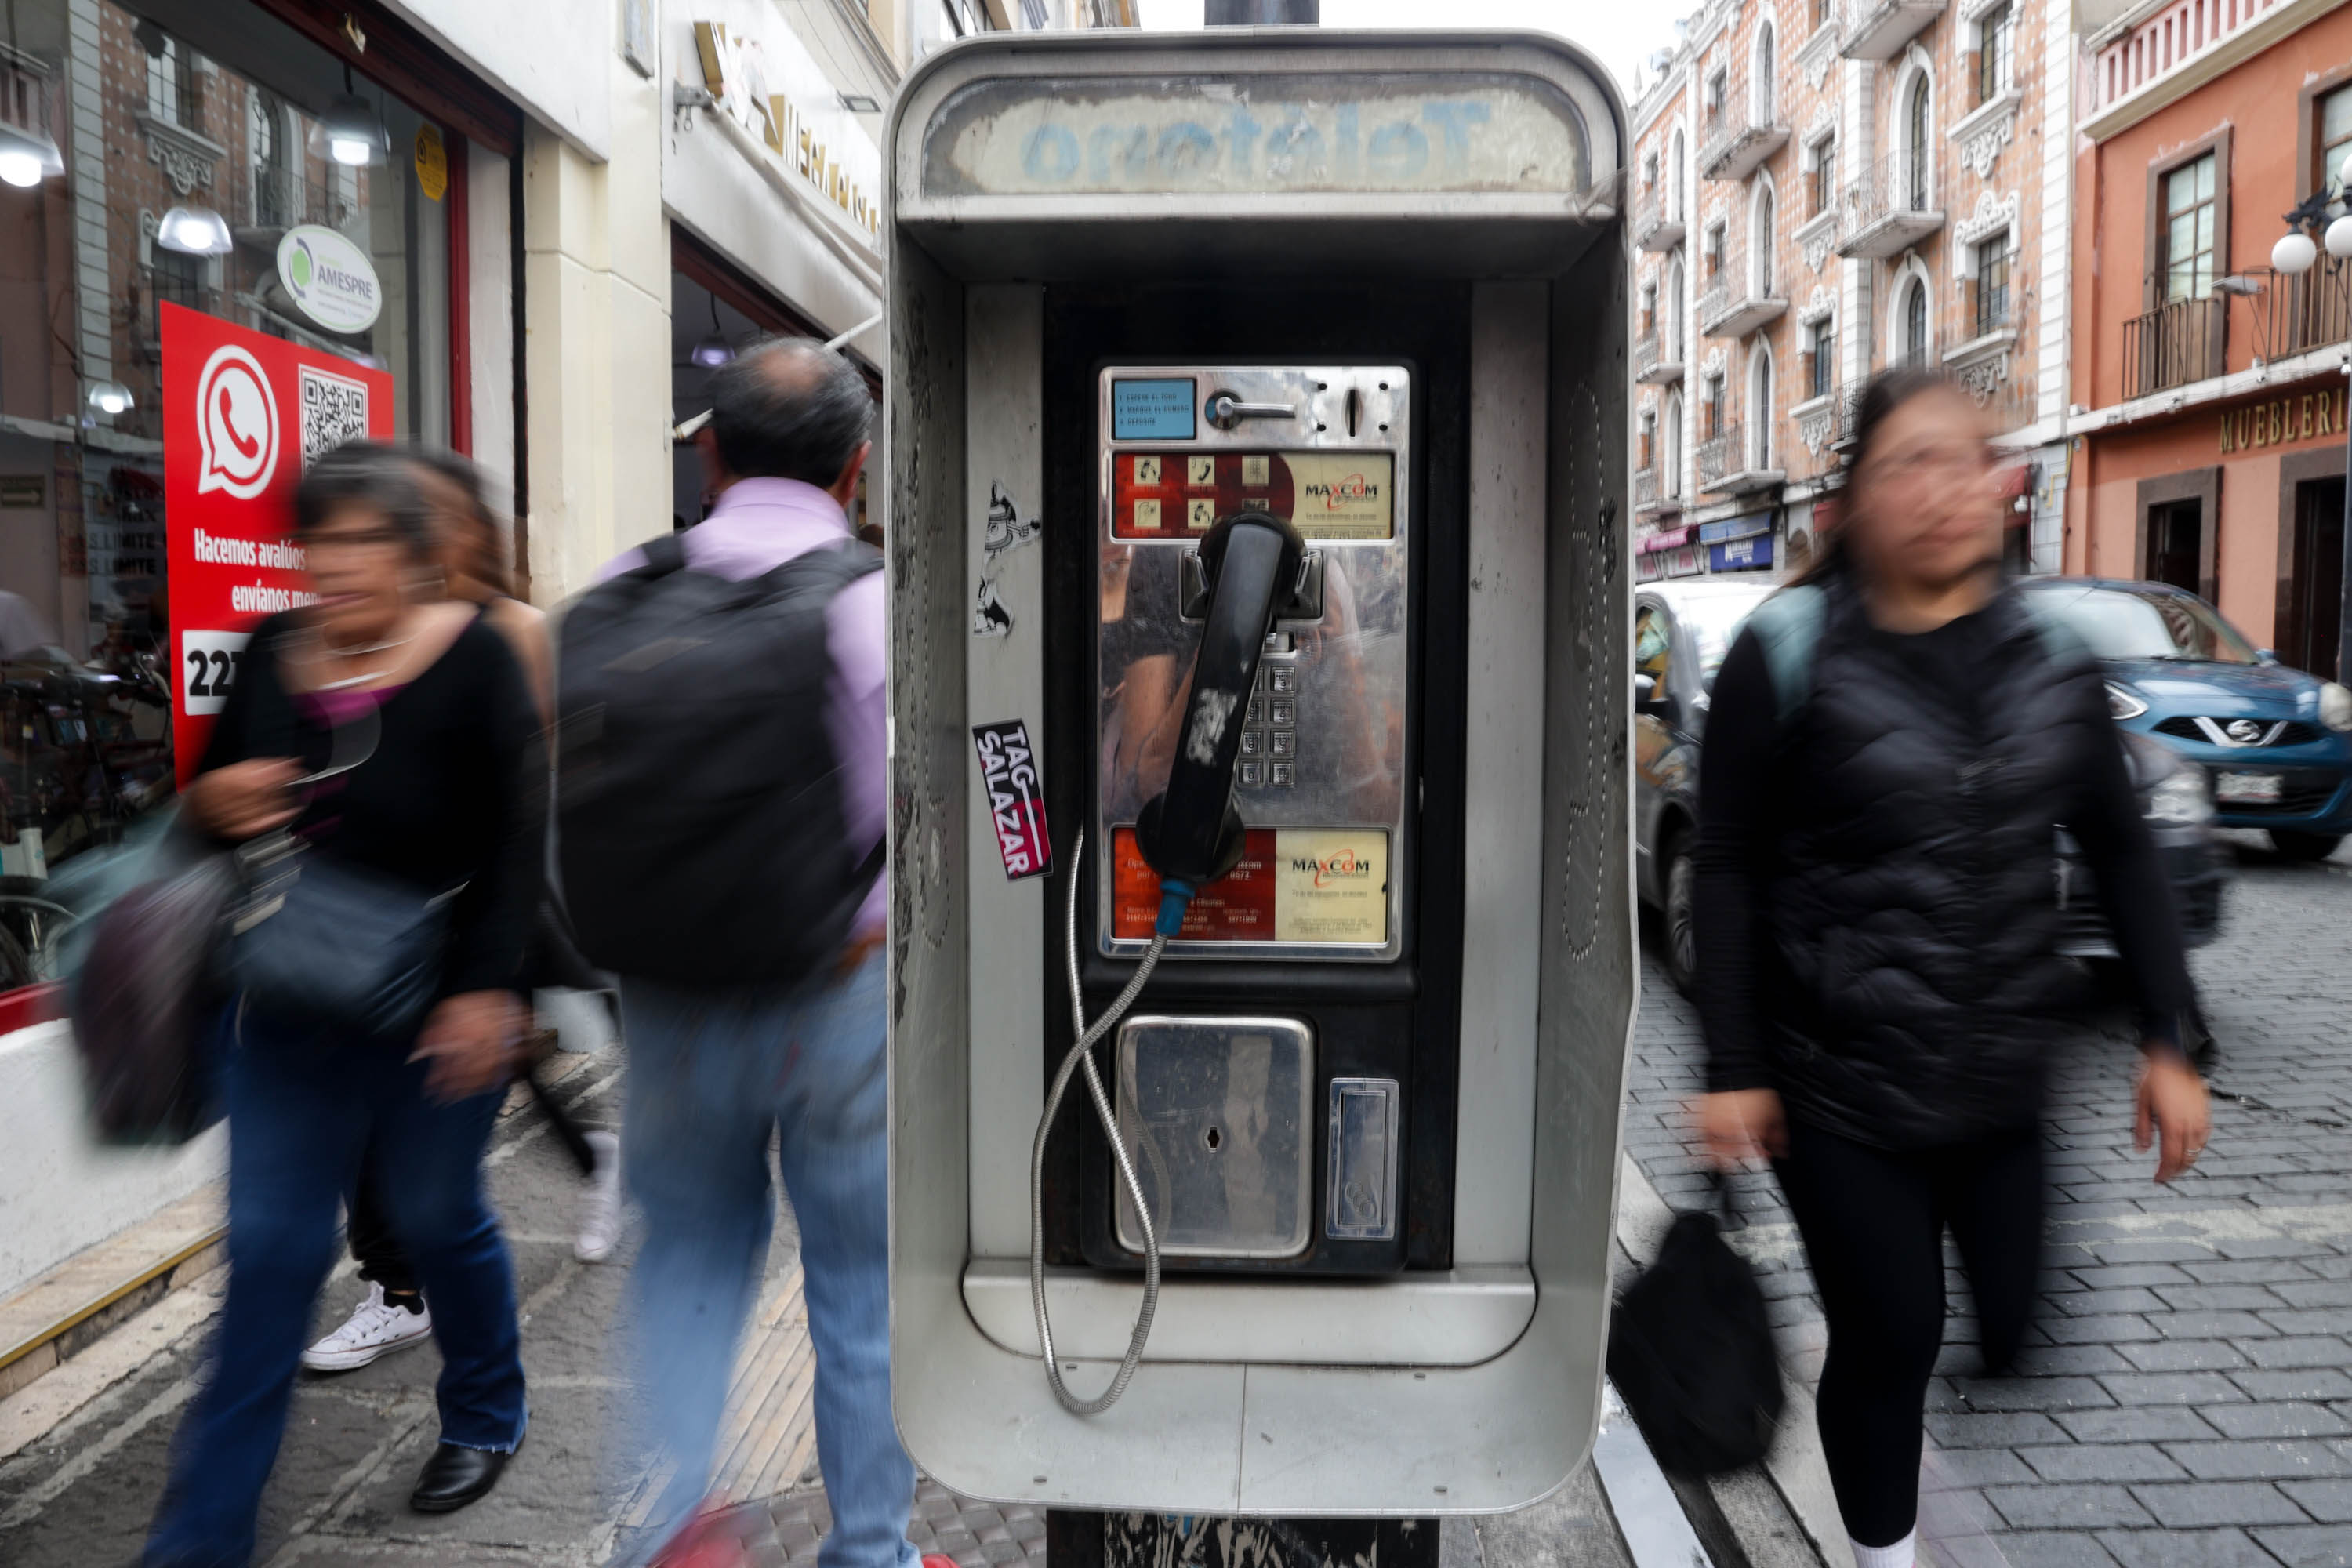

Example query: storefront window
[0,0,461,985]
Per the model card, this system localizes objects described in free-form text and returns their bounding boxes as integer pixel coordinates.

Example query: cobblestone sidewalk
[1624,837,2352,1568]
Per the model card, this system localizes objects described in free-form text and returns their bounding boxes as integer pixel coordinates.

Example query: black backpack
[1605,1178,1785,1478]
[555,532,884,986]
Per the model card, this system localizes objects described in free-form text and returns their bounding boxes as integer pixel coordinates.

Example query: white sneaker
[301,1281,433,1372]
[575,1130,622,1263]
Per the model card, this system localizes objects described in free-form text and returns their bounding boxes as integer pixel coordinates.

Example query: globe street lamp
[2271,150,2352,684]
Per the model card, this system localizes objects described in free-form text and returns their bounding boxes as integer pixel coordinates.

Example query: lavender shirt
[601,478,885,939]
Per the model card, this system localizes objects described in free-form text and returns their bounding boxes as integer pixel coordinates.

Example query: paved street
[1625,833,2352,1568]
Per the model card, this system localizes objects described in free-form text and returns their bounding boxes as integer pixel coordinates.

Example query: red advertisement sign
[1112,826,1279,941]
[162,302,392,782]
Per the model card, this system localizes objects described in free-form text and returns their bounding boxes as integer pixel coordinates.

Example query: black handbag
[220,695,458,1042]
[1606,1173,1787,1478]
[71,818,238,1143]
[224,829,457,1041]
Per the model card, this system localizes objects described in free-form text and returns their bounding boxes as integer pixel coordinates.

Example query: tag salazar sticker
[974,720,1051,880]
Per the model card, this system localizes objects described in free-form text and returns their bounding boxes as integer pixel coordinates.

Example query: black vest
[1761,572,2107,1148]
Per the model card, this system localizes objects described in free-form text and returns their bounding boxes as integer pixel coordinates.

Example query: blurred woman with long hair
[1690,370,2211,1568]
[146,443,540,1566]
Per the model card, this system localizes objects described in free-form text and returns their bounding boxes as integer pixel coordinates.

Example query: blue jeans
[620,950,913,1568]
[145,1004,527,1568]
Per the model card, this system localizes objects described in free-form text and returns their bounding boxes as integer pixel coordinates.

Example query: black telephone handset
[1134,510,1304,931]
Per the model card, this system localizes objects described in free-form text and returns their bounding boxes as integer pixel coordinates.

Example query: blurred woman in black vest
[1690,370,2211,1568]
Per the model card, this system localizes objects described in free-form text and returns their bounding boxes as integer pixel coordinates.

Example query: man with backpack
[557,339,907,1568]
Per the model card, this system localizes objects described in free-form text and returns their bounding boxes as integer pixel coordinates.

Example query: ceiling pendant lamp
[157,203,234,256]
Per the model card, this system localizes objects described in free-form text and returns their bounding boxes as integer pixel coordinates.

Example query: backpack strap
[635,532,688,578]
[1744,583,1827,735]
[749,535,883,598]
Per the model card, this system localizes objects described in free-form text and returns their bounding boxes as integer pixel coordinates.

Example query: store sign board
[2216,386,2347,454]
[277,225,383,334]
[923,74,1589,200]
[1711,535,1774,572]
[162,303,391,782]
[1697,512,1771,545]
[693,19,884,242]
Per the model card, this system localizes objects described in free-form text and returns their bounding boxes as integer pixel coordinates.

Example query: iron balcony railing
[2123,291,2226,400]
[1634,465,1663,513]
[246,167,356,234]
[1697,420,1779,491]
[1632,187,1686,252]
[2250,257,2352,363]
[1839,147,1942,258]
[1695,57,1789,183]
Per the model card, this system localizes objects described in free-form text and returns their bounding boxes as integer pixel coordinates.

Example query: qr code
[299,366,371,471]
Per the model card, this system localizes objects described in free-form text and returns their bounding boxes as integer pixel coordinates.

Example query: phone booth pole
[883,31,1635,1568]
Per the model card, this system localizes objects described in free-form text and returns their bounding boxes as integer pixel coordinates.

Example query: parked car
[2017,579,2352,860]
[1632,579,2229,994]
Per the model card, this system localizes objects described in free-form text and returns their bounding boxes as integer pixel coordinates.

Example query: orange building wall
[2074,4,2352,410]
[2065,3,2352,644]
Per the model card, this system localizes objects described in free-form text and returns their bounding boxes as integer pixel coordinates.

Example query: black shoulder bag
[1606,1172,1787,1477]
[222,697,459,1042]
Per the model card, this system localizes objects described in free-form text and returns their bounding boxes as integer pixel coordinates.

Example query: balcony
[2122,292,2225,400]
[1634,329,1685,385]
[1697,421,1786,496]
[2249,258,2352,365]
[1632,189,1686,254]
[234,167,357,248]
[1942,293,2033,435]
[1828,377,1871,451]
[1695,63,1790,183]
[1838,149,1943,259]
[1697,225,1788,339]
[1634,465,1672,517]
[1840,0,1946,60]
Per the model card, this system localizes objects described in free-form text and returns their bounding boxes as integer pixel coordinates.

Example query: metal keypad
[1240,658,1300,788]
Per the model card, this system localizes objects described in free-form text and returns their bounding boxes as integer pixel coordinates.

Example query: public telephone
[886,26,1633,1520]
[1029,365,1429,1409]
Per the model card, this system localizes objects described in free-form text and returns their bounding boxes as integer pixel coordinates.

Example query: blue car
[2020,578,2352,860]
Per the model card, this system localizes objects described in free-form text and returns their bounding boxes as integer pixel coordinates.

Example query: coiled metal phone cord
[1029,828,1165,1415]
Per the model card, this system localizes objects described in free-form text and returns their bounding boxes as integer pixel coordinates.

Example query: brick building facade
[1629,0,2073,580]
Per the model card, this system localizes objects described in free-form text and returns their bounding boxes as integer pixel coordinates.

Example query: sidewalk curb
[1613,1153,1849,1568]
[0,1189,226,1403]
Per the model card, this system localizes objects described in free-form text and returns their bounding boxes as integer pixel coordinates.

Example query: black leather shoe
[409,1440,514,1513]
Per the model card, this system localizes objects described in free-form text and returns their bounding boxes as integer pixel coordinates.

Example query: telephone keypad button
[1269,700,1296,727]
[1269,763,1294,788]
[1240,730,1263,757]
[1269,730,1296,757]
[1268,667,1297,695]
[1239,762,1264,787]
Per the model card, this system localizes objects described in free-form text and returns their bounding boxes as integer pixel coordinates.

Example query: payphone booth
[884,27,1635,1542]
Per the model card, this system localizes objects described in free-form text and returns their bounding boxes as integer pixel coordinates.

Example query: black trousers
[1773,1118,2044,1548]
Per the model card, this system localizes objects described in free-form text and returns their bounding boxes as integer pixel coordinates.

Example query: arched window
[1671,129,1686,218]
[1903,278,1929,365]
[1667,251,1686,358]
[1664,390,1685,498]
[1755,25,1777,123]
[1751,348,1774,470]
[1906,75,1932,209]
[1754,187,1775,296]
